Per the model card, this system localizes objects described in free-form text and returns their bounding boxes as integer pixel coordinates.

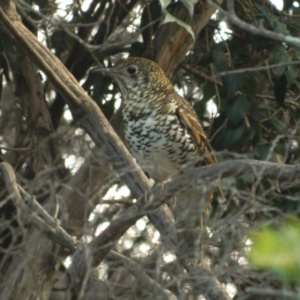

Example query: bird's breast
[123,107,200,182]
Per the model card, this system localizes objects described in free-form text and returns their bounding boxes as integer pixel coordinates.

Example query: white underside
[124,109,200,182]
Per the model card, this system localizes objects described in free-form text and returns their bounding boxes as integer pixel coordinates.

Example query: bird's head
[92,57,173,99]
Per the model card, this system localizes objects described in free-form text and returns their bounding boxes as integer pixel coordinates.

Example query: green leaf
[249,220,300,283]
[218,125,245,148]
[162,12,195,40]
[254,144,271,160]
[269,46,289,77]
[255,4,289,35]
[242,76,257,96]
[286,64,298,86]
[212,47,229,72]
[253,133,267,148]
[269,118,287,132]
[226,96,249,126]
[223,74,246,100]
[273,74,287,106]
[212,47,246,99]
[274,22,290,35]
[255,4,276,25]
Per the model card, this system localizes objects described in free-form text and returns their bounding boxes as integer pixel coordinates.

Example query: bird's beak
[90,67,121,79]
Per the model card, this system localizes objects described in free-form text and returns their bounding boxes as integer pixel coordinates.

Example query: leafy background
[1,0,300,299]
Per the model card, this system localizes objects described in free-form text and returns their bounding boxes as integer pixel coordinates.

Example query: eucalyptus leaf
[162,12,195,40]
[159,0,171,11]
[255,4,278,26]
[286,65,298,86]
[179,0,198,17]
[226,96,249,126]
[217,126,245,148]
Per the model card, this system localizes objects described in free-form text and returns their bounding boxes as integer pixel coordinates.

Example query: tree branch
[219,60,300,76]
[0,162,76,252]
[0,0,177,252]
[71,159,299,300]
[207,0,300,48]
[106,251,177,300]
[3,158,298,299]
[148,0,224,78]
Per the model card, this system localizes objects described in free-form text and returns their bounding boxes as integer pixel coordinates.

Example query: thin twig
[210,118,228,142]
[106,251,177,300]
[0,146,30,152]
[246,287,300,299]
[3,158,300,299]
[0,2,178,254]
[101,199,134,205]
[219,60,300,76]
[0,162,77,252]
[260,108,284,123]
[182,64,223,87]
[207,0,300,48]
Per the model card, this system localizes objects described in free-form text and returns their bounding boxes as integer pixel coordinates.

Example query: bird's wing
[171,93,218,166]
[171,93,225,201]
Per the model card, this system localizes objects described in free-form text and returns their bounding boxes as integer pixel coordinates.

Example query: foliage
[249,219,300,284]
[1,0,300,299]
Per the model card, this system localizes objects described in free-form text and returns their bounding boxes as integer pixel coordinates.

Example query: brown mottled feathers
[168,93,224,200]
[168,92,218,166]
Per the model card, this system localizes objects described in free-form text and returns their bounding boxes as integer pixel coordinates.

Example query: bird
[92,57,223,263]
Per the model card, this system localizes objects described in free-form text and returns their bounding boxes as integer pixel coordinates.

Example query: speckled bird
[93,57,219,183]
[93,57,222,260]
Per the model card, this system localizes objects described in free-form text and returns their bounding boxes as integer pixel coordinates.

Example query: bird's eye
[127,65,137,75]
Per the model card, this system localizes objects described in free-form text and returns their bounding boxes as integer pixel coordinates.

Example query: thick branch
[149,0,223,78]
[70,159,298,300]
[0,3,143,197]
[0,0,177,251]
[3,159,296,300]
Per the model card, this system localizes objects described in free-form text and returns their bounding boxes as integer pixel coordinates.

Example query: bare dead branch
[106,251,177,300]
[207,0,300,48]
[0,0,178,252]
[0,146,30,152]
[89,159,300,265]
[17,184,77,251]
[1,158,226,300]
[58,148,115,237]
[219,60,300,76]
[0,162,76,252]
[72,159,300,299]
[3,157,298,299]
[186,264,231,300]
